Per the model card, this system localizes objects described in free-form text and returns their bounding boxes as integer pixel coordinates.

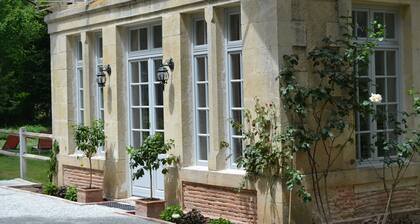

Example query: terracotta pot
[135,198,166,218]
[77,187,103,203]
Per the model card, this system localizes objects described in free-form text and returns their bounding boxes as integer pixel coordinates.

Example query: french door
[129,57,165,198]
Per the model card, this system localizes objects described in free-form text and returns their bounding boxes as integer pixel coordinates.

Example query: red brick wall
[328,185,417,222]
[182,182,257,224]
[63,165,104,188]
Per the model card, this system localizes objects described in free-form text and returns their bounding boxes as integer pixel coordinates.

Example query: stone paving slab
[0,186,160,224]
[0,178,40,187]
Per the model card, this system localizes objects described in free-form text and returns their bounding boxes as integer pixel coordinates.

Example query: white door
[129,57,165,199]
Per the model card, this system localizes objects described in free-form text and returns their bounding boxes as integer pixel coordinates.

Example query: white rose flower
[171,213,181,219]
[369,93,382,104]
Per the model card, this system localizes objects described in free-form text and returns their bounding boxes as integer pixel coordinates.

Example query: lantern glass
[156,66,168,84]
[96,72,106,87]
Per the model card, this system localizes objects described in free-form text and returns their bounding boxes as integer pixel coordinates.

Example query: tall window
[226,8,243,167]
[95,33,104,121]
[128,23,164,148]
[75,37,84,124]
[353,8,400,161]
[192,16,209,165]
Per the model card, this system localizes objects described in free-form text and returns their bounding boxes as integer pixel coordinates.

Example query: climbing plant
[47,140,59,183]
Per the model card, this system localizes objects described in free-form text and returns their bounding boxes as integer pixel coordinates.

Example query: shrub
[176,209,206,224]
[64,186,77,201]
[160,205,183,222]
[56,186,67,198]
[43,182,58,196]
[208,218,233,224]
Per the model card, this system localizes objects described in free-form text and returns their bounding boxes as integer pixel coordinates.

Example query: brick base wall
[182,182,257,224]
[328,184,417,222]
[63,165,104,188]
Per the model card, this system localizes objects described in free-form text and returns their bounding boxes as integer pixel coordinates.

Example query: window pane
[132,131,141,147]
[140,61,148,82]
[231,82,242,108]
[375,78,385,97]
[385,13,395,39]
[141,131,150,142]
[140,85,149,106]
[375,51,385,76]
[78,69,84,87]
[198,110,207,134]
[356,11,368,38]
[155,108,164,130]
[141,108,150,129]
[374,12,384,33]
[232,137,243,162]
[131,85,140,106]
[360,133,371,159]
[376,132,386,157]
[195,19,207,45]
[358,78,370,101]
[358,62,369,77]
[130,29,139,51]
[139,28,148,50]
[196,57,207,82]
[77,40,83,60]
[132,108,140,129]
[155,84,163,106]
[79,112,84,125]
[387,78,397,102]
[198,136,208,161]
[153,25,162,48]
[387,104,398,129]
[131,62,139,83]
[229,13,241,41]
[358,113,370,131]
[197,83,207,108]
[232,110,242,135]
[97,36,103,58]
[386,51,396,77]
[376,105,386,130]
[230,54,241,80]
[79,90,84,108]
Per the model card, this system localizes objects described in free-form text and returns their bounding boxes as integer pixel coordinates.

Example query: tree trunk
[149,169,153,199]
[89,157,92,189]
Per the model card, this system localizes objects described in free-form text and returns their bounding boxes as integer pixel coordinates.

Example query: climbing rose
[369,93,382,104]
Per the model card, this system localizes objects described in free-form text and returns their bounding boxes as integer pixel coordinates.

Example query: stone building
[45,0,420,223]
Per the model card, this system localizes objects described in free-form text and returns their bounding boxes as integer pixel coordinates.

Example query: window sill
[68,153,105,161]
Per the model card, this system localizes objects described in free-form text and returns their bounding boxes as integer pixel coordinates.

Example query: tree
[0,0,50,126]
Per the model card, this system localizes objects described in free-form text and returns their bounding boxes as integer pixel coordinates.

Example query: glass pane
[232,110,242,135]
[198,110,207,134]
[360,133,371,159]
[155,84,164,106]
[375,78,385,97]
[142,131,150,142]
[132,108,140,129]
[197,83,207,108]
[196,57,207,82]
[97,36,103,58]
[358,78,370,101]
[374,12,384,32]
[78,69,84,87]
[356,11,368,38]
[79,111,84,125]
[230,54,241,80]
[77,40,83,60]
[153,25,162,48]
[154,59,163,82]
[231,82,242,108]
[140,85,149,106]
[79,90,84,108]
[99,88,104,108]
[386,51,396,77]
[376,132,386,157]
[140,61,148,82]
[139,28,148,50]
[131,62,139,83]
[195,19,207,45]
[132,131,141,147]
[229,13,241,41]
[130,29,139,51]
[387,104,398,129]
[385,13,395,39]
[100,110,104,120]
[358,62,369,77]
[141,108,150,129]
[232,137,243,161]
[131,85,140,106]
[376,105,386,130]
[387,78,397,102]
[198,136,208,161]
[358,113,370,131]
[155,108,164,130]
[375,51,385,76]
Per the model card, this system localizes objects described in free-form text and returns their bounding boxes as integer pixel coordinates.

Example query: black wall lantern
[156,58,175,88]
[97,64,111,87]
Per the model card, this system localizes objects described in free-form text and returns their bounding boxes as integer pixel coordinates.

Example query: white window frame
[353,7,402,162]
[95,33,104,121]
[225,8,244,168]
[192,16,210,166]
[75,37,84,125]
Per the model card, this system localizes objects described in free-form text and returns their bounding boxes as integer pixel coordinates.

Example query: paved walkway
[0,184,159,224]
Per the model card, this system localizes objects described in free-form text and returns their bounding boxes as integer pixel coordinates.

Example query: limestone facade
[46,0,420,223]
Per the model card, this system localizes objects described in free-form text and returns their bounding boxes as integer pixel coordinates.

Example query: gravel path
[0,186,159,224]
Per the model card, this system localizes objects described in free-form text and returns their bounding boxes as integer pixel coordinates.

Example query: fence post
[19,127,26,179]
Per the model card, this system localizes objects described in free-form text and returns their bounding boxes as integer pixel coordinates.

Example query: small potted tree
[73,120,105,203]
[127,133,176,218]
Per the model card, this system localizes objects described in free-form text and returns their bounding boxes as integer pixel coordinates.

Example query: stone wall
[63,165,104,188]
[182,182,258,224]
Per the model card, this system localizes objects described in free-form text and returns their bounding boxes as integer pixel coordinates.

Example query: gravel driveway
[0,186,159,224]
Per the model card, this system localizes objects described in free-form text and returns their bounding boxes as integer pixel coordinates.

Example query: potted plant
[127,133,176,218]
[73,120,105,203]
